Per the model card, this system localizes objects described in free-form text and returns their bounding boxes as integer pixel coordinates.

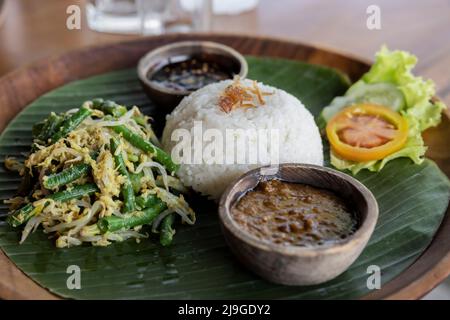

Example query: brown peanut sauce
[231,179,358,247]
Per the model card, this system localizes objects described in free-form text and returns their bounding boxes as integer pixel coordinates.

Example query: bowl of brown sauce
[218,163,378,286]
[138,41,248,112]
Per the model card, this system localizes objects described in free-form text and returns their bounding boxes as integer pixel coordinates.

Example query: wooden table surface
[0,0,450,300]
[1,0,450,108]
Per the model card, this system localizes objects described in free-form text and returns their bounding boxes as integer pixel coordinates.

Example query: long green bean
[160,213,176,246]
[31,113,65,151]
[110,137,135,213]
[135,193,159,210]
[130,172,144,194]
[6,203,34,228]
[43,115,65,141]
[92,98,127,118]
[33,113,54,140]
[43,163,90,189]
[97,201,167,233]
[38,113,64,142]
[50,106,91,143]
[111,125,179,174]
[7,183,99,227]
[32,121,45,139]
[49,183,99,202]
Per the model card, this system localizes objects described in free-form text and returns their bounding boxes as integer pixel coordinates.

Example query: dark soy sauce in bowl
[148,53,240,93]
[137,41,248,112]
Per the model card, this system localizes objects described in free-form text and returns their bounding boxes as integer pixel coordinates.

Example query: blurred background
[0,0,449,299]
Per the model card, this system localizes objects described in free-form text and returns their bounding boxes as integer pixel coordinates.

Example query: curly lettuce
[321,46,446,174]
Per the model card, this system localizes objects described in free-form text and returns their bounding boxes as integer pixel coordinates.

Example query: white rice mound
[162,79,323,200]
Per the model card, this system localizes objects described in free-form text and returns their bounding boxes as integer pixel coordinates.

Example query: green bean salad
[4,99,195,248]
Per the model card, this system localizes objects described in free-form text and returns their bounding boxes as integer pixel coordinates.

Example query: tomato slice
[326,104,408,162]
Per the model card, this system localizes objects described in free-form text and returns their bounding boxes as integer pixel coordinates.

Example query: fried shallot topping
[218,77,273,113]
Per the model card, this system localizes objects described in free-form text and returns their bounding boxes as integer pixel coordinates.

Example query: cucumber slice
[321,82,405,122]
[347,82,405,111]
[321,96,354,123]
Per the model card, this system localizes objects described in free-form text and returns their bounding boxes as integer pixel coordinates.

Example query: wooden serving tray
[0,34,449,300]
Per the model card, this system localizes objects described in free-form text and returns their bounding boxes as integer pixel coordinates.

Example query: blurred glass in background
[86,0,259,35]
[86,0,212,34]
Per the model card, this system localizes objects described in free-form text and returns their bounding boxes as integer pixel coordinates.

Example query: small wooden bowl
[137,41,248,113]
[218,163,379,286]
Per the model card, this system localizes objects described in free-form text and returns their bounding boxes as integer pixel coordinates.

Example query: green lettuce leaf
[321,46,446,174]
[363,46,444,131]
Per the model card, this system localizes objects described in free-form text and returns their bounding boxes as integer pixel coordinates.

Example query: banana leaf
[0,57,448,299]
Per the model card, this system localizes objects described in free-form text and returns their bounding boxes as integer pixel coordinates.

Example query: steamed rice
[162,79,323,200]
